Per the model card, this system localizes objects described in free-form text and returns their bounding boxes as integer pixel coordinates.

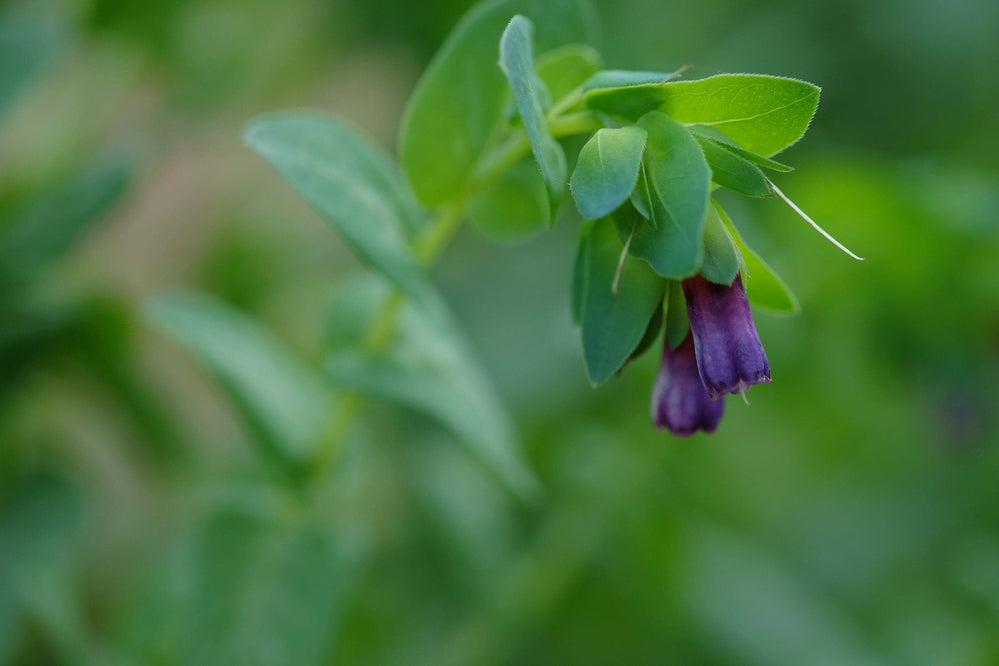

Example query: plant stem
[306,208,457,486]
[306,106,604,488]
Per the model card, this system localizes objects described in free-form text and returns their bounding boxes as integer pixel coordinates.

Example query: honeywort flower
[651,333,725,435]
[682,274,771,399]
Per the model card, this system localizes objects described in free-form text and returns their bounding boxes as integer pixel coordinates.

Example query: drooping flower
[682,274,770,399]
[651,332,725,435]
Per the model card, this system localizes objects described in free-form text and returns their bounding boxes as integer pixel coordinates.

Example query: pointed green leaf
[0,158,131,291]
[570,126,647,219]
[0,4,64,114]
[627,303,663,364]
[324,280,539,499]
[660,75,820,156]
[700,204,741,284]
[500,15,567,219]
[629,163,651,218]
[146,291,328,465]
[627,111,711,279]
[580,217,665,384]
[536,44,602,102]
[663,280,689,349]
[467,157,549,241]
[715,203,799,313]
[399,0,596,207]
[695,134,773,197]
[244,113,437,312]
[570,222,590,326]
[688,124,793,172]
[586,74,820,156]
[0,472,81,664]
[184,510,360,666]
[581,69,677,93]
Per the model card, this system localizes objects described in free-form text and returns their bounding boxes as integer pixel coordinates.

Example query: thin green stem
[306,210,454,486]
[306,102,605,488]
[546,87,584,119]
[549,111,603,137]
[414,204,464,265]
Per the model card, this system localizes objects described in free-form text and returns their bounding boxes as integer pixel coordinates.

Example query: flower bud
[682,274,771,399]
[651,333,725,435]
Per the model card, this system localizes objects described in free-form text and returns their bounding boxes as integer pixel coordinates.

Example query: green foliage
[535,44,602,102]
[182,509,358,666]
[570,126,648,220]
[715,202,799,313]
[695,134,773,197]
[689,124,794,173]
[0,159,131,291]
[0,473,82,663]
[499,15,567,218]
[466,157,549,241]
[577,218,665,384]
[13,0,963,662]
[581,69,677,92]
[700,204,740,285]
[399,0,595,207]
[625,111,711,279]
[585,74,820,157]
[663,279,689,348]
[0,4,64,115]
[244,113,440,312]
[325,279,539,498]
[658,75,820,157]
[146,291,328,466]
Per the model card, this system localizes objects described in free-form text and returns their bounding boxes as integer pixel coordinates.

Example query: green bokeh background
[2,0,998,663]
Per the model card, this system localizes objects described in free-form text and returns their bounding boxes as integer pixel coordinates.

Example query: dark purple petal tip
[682,274,771,399]
[651,333,725,436]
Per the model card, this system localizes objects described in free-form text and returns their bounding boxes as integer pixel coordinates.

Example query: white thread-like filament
[770,182,864,261]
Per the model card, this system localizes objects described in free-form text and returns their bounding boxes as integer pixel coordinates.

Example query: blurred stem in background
[307,104,603,490]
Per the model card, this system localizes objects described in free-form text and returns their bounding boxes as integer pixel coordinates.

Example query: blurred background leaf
[146,290,328,468]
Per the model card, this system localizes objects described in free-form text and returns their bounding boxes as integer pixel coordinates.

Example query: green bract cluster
[231,0,826,467]
[486,12,816,385]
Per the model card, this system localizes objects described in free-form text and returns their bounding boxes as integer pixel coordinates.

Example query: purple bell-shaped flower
[651,333,725,435]
[682,274,771,400]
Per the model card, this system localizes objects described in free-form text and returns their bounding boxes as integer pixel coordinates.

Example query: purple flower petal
[651,333,725,435]
[683,274,771,399]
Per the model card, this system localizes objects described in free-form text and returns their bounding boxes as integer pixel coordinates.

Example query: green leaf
[467,157,549,241]
[536,44,602,102]
[695,135,772,197]
[688,124,793,172]
[184,510,360,666]
[660,75,820,157]
[579,217,665,384]
[663,280,689,349]
[0,472,81,664]
[146,290,328,465]
[324,280,539,499]
[500,15,567,219]
[627,303,663,364]
[0,4,64,115]
[586,74,820,156]
[570,126,647,219]
[629,163,651,218]
[581,69,677,93]
[715,202,799,313]
[0,472,80,584]
[0,158,131,291]
[700,204,741,285]
[244,113,437,312]
[399,0,596,207]
[626,111,711,279]
[570,222,590,326]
